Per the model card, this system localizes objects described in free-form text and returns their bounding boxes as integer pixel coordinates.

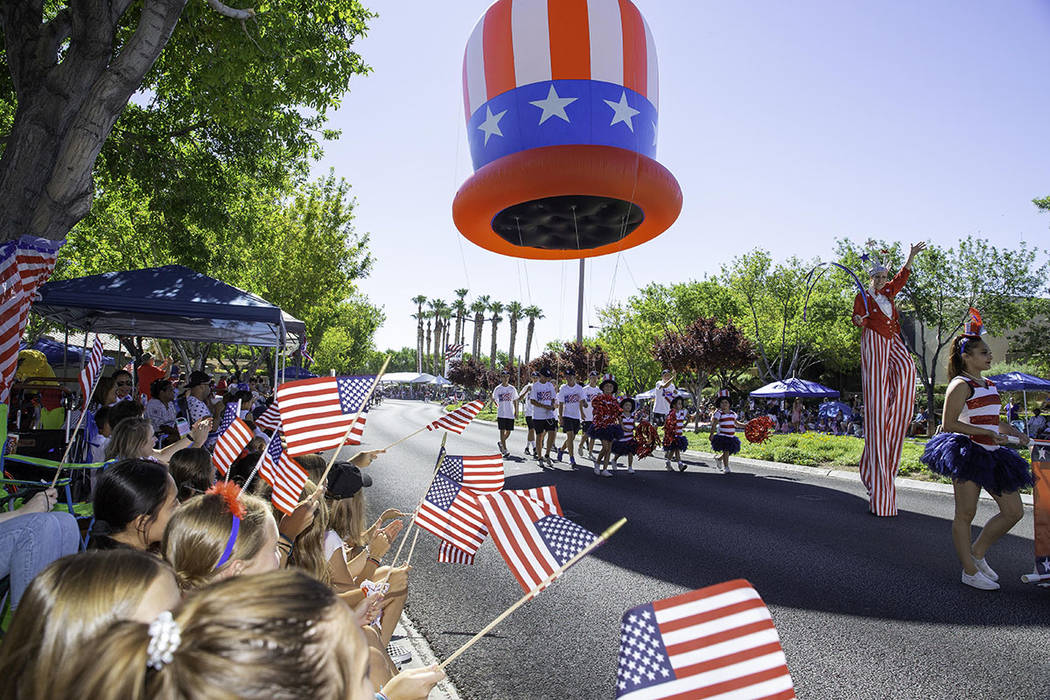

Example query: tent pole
[1024,390,1029,435]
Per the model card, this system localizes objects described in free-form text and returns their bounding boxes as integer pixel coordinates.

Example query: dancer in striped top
[611,398,638,474]
[663,396,692,472]
[853,241,926,516]
[709,390,747,474]
[588,375,624,478]
[920,312,1032,590]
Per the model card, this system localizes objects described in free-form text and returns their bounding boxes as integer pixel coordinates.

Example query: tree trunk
[489,321,499,371]
[425,322,432,372]
[524,320,535,366]
[508,321,518,382]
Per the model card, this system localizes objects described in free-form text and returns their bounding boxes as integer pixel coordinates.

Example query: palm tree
[523,305,544,367]
[424,312,432,372]
[453,288,469,346]
[428,299,449,377]
[488,301,505,371]
[470,296,490,360]
[505,301,523,383]
[412,295,427,372]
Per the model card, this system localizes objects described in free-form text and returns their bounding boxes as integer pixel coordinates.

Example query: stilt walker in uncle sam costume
[851,241,926,516]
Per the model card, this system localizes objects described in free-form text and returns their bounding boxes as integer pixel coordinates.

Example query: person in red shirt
[851,241,925,516]
[136,353,171,401]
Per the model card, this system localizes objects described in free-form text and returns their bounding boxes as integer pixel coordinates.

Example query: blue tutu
[920,432,1033,496]
[612,439,637,456]
[589,424,624,441]
[663,435,687,451]
[710,434,741,455]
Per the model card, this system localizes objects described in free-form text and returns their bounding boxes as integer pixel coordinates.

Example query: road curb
[467,416,1035,507]
[394,612,462,700]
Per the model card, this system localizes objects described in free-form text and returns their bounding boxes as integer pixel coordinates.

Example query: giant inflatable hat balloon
[453,0,682,260]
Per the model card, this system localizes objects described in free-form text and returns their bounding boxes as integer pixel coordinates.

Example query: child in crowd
[663,396,691,472]
[0,550,181,700]
[920,319,1032,590]
[710,391,746,474]
[611,398,638,474]
[588,375,624,477]
[89,459,179,552]
[167,447,214,500]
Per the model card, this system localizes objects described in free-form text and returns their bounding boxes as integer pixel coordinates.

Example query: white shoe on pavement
[973,555,999,582]
[600,469,613,478]
[593,464,601,476]
[665,460,673,472]
[627,466,634,474]
[961,570,1000,591]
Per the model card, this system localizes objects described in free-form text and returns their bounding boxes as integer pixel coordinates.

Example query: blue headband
[214,516,241,569]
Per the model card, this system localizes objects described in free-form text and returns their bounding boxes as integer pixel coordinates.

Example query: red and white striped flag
[276,375,374,456]
[417,453,505,556]
[438,540,475,565]
[0,236,63,405]
[519,486,561,515]
[212,417,253,476]
[255,401,281,431]
[615,580,795,700]
[426,400,484,434]
[478,489,598,594]
[258,431,309,515]
[79,335,105,404]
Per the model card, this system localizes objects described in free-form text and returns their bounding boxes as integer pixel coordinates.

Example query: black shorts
[497,417,515,431]
[581,421,593,434]
[561,417,581,433]
[533,418,558,434]
[525,416,534,428]
[653,412,667,426]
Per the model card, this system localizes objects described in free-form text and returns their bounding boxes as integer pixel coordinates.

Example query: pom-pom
[634,420,660,459]
[206,481,247,519]
[744,416,776,444]
[963,307,983,337]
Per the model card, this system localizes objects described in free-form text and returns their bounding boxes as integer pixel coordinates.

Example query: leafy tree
[311,296,384,375]
[488,300,504,371]
[447,357,496,392]
[452,289,469,347]
[364,346,416,374]
[522,304,544,366]
[651,318,755,406]
[411,295,427,372]
[505,301,523,381]
[470,296,489,360]
[558,341,609,382]
[0,0,375,245]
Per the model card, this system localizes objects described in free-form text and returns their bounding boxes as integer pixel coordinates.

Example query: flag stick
[392,433,448,565]
[50,358,104,488]
[221,399,243,483]
[380,426,427,452]
[404,525,422,566]
[240,448,268,493]
[438,517,627,670]
[301,355,390,502]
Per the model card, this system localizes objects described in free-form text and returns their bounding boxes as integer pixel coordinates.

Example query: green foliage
[365,347,418,374]
[311,296,385,375]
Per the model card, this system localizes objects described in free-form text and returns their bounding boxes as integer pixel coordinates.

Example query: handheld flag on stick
[392,433,448,566]
[439,515,626,669]
[277,375,375,456]
[382,400,487,452]
[615,579,795,699]
[256,431,309,516]
[214,417,253,478]
[438,540,475,565]
[416,453,505,558]
[51,335,107,487]
[254,400,281,431]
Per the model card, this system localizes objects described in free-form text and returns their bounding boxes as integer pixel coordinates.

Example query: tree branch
[205,0,254,20]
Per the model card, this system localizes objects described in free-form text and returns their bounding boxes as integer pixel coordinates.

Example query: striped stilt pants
[859,329,916,516]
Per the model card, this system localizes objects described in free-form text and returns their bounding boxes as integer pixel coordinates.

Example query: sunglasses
[116,381,132,386]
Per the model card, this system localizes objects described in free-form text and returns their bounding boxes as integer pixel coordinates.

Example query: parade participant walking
[588,375,623,477]
[663,396,691,472]
[612,398,638,474]
[853,241,926,516]
[710,389,746,474]
[652,369,676,432]
[920,311,1032,590]
[556,370,587,469]
[518,371,538,455]
[529,368,558,468]
[579,371,601,459]
[491,369,518,458]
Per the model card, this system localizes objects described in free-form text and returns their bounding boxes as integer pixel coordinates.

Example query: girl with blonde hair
[106,415,211,465]
[0,549,180,700]
[67,569,444,700]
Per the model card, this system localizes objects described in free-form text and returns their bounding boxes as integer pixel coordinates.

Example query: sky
[313,0,1050,358]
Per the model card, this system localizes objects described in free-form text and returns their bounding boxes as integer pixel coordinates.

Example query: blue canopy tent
[282,366,317,380]
[986,372,1050,433]
[21,337,116,368]
[32,265,306,387]
[817,400,853,419]
[749,378,840,400]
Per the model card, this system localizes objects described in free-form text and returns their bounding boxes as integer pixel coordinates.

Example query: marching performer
[663,396,691,472]
[529,368,559,468]
[556,369,586,469]
[588,375,624,478]
[709,389,746,474]
[852,241,926,516]
[611,398,638,474]
[579,371,601,459]
[920,310,1032,590]
[491,369,518,458]
[518,371,538,456]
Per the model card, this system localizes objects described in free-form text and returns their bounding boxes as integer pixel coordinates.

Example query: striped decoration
[79,335,105,406]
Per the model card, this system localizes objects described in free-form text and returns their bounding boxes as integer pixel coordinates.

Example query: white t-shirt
[492,384,518,420]
[324,530,346,562]
[581,385,600,421]
[520,384,534,417]
[653,381,676,414]
[557,383,584,420]
[530,382,557,420]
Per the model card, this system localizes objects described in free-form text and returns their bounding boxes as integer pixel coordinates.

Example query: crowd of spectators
[0,360,443,699]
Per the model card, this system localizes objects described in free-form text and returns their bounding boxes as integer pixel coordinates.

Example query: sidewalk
[472,417,1035,507]
[390,614,462,700]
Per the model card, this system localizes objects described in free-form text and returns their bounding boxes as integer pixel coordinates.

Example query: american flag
[519,485,561,515]
[79,335,105,405]
[299,335,314,367]
[212,416,253,476]
[438,540,475,565]
[615,580,795,700]
[0,236,63,405]
[417,454,504,555]
[276,375,374,456]
[255,400,281,431]
[426,400,485,434]
[478,489,598,594]
[258,430,309,515]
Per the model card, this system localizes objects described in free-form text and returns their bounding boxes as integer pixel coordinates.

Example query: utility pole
[576,258,585,344]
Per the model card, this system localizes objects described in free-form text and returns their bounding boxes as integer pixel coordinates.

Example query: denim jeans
[0,511,80,609]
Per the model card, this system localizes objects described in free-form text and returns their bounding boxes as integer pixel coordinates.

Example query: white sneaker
[973,555,999,582]
[665,460,673,472]
[627,465,634,474]
[961,569,1000,591]
[593,464,601,476]
[723,463,732,474]
[600,469,613,478]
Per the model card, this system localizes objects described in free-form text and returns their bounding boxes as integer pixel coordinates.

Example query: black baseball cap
[540,368,553,378]
[326,462,373,499]
[186,370,212,388]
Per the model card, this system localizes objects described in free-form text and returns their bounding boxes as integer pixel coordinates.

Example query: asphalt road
[356,400,1048,700]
